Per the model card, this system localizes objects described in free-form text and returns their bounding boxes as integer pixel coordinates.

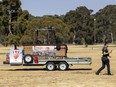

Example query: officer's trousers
[96,57,111,74]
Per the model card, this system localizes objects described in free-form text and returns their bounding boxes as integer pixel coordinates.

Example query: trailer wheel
[58,62,68,70]
[24,54,33,64]
[46,62,55,71]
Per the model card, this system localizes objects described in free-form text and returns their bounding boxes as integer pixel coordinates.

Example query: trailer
[4,27,92,70]
[8,45,92,71]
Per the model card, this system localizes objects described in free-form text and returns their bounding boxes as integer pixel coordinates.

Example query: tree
[0,1,3,44]
[95,5,116,43]
[2,0,22,35]
[64,6,94,45]
[23,16,70,44]
[20,35,33,45]
[0,0,29,46]
[16,10,29,36]
[7,34,20,45]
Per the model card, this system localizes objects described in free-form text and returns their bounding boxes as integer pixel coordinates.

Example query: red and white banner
[10,49,23,64]
[32,46,56,56]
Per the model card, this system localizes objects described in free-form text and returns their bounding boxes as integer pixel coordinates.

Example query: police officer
[96,44,112,75]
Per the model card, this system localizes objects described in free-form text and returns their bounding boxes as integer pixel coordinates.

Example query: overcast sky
[3,0,116,16]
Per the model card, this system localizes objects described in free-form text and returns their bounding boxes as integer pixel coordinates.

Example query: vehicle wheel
[58,62,68,70]
[24,54,33,64]
[46,62,55,71]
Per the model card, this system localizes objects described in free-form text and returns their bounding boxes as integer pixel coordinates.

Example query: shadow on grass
[103,73,113,75]
[2,68,46,71]
[68,68,92,71]
[0,68,92,71]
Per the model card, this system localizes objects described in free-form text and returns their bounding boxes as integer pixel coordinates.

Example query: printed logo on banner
[13,50,20,60]
[10,49,23,64]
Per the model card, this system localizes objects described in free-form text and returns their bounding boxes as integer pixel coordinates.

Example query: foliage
[7,34,20,45]
[64,6,94,44]
[95,5,116,43]
[20,35,33,45]
[0,0,116,45]
[0,0,29,45]
[25,16,70,44]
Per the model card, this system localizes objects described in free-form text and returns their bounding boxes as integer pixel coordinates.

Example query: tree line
[0,0,116,46]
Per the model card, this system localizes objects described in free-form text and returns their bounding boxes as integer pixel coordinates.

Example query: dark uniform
[96,46,111,75]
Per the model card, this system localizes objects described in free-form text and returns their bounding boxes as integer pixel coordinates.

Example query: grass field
[0,45,116,87]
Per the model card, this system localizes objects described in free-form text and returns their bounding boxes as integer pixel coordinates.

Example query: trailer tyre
[58,62,68,70]
[46,62,55,71]
[24,54,33,64]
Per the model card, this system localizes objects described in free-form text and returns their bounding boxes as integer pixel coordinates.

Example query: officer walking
[96,44,112,75]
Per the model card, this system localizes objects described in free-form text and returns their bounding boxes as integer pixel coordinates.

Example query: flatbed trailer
[1,44,92,71]
[2,57,91,71]
[23,57,92,70]
[10,55,92,71]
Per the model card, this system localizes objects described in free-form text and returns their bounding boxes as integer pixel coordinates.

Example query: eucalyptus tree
[95,5,116,43]
[64,6,94,45]
[1,0,29,46]
[20,16,70,45]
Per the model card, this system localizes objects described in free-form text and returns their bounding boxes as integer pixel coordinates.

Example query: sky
[20,0,115,16]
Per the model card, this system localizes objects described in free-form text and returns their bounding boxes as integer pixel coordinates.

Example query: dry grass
[0,45,116,87]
